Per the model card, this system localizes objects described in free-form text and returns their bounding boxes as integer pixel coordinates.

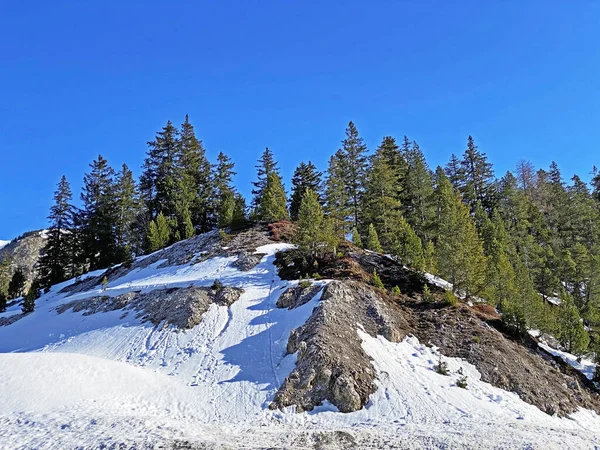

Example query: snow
[0,239,9,250]
[539,342,597,381]
[0,240,599,448]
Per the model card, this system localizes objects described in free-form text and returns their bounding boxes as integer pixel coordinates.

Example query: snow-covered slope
[0,239,9,250]
[0,239,599,448]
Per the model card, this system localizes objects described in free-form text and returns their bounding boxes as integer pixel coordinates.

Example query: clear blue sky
[1,1,599,239]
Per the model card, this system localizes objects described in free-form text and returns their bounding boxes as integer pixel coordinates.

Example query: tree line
[3,118,599,366]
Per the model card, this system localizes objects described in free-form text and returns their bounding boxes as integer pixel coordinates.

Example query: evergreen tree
[289,161,323,221]
[392,217,425,271]
[444,153,464,190]
[366,224,382,253]
[402,141,435,241]
[0,292,6,312]
[295,189,325,258]
[37,175,74,289]
[516,159,536,199]
[556,289,590,355]
[140,120,181,220]
[251,147,279,212]
[376,136,407,200]
[351,226,363,248]
[213,152,238,229]
[231,194,248,230]
[433,167,487,299]
[80,155,120,270]
[338,121,368,230]
[147,212,171,252]
[459,136,496,211]
[21,285,38,313]
[258,172,289,222]
[114,164,139,260]
[324,151,349,238]
[7,267,26,299]
[179,115,214,231]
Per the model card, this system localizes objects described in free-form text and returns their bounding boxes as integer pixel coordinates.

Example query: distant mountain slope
[0,226,598,449]
[0,230,46,290]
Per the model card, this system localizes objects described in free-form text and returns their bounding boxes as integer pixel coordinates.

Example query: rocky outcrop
[276,283,322,309]
[271,280,408,413]
[0,230,46,292]
[56,285,243,329]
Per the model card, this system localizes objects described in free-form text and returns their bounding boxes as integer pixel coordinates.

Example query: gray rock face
[0,230,46,291]
[271,280,407,413]
[56,285,243,329]
[276,283,322,309]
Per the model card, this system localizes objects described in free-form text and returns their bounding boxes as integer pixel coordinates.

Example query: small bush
[336,251,344,259]
[101,276,109,291]
[298,280,313,290]
[219,229,232,244]
[212,279,224,291]
[434,355,448,375]
[311,272,322,280]
[371,270,384,289]
[422,284,435,303]
[392,285,401,296]
[472,335,481,344]
[456,375,468,389]
[443,290,459,307]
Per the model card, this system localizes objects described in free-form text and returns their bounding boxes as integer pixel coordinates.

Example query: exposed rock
[230,251,265,271]
[56,285,244,329]
[271,280,408,413]
[276,283,322,309]
[0,230,46,292]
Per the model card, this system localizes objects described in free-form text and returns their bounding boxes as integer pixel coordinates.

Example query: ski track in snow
[0,243,599,448]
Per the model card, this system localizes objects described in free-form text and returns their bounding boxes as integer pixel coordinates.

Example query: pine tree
[22,285,38,313]
[366,224,382,253]
[289,161,323,221]
[231,194,248,230]
[459,136,496,211]
[251,147,280,212]
[7,267,26,299]
[376,136,407,201]
[295,189,325,258]
[37,175,74,289]
[213,152,238,229]
[258,172,289,222]
[444,153,464,190]
[433,167,487,299]
[80,155,120,270]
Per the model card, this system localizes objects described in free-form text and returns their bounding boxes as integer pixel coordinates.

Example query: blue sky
[1,1,599,238]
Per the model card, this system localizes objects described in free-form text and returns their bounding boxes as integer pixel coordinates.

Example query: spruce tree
[402,141,435,241]
[392,217,425,271]
[114,164,139,261]
[433,167,487,299]
[444,153,464,190]
[289,161,323,221]
[295,189,325,258]
[376,136,407,201]
[556,289,590,355]
[324,151,349,238]
[258,172,289,222]
[80,155,119,270]
[366,224,383,253]
[147,212,171,252]
[351,227,363,248]
[213,152,238,229]
[338,121,368,230]
[37,175,74,289]
[251,147,279,212]
[459,136,496,211]
[231,194,248,230]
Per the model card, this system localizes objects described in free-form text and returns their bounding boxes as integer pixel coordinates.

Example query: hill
[0,225,599,449]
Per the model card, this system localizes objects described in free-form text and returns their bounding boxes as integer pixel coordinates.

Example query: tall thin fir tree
[37,176,74,289]
[338,121,368,231]
[459,136,496,211]
[251,147,280,213]
[114,164,140,260]
[213,152,238,229]
[324,151,349,239]
[289,161,323,221]
[258,172,289,222]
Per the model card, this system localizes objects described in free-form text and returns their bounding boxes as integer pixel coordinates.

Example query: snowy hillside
[0,232,599,449]
[0,239,9,250]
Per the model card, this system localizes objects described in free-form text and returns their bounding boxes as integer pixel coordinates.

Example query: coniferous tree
[324,151,349,238]
[392,217,425,271]
[114,164,139,260]
[21,285,38,313]
[295,189,325,258]
[251,147,279,212]
[258,172,289,222]
[366,224,383,253]
[516,159,536,199]
[338,121,368,230]
[0,292,6,312]
[556,289,590,355]
[403,141,435,241]
[7,267,26,299]
[231,194,248,230]
[147,212,171,252]
[377,136,407,201]
[444,153,464,190]
[37,175,74,289]
[213,152,238,229]
[179,115,213,231]
[80,155,120,270]
[433,167,487,299]
[459,136,496,211]
[289,161,323,221]
[351,226,363,248]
